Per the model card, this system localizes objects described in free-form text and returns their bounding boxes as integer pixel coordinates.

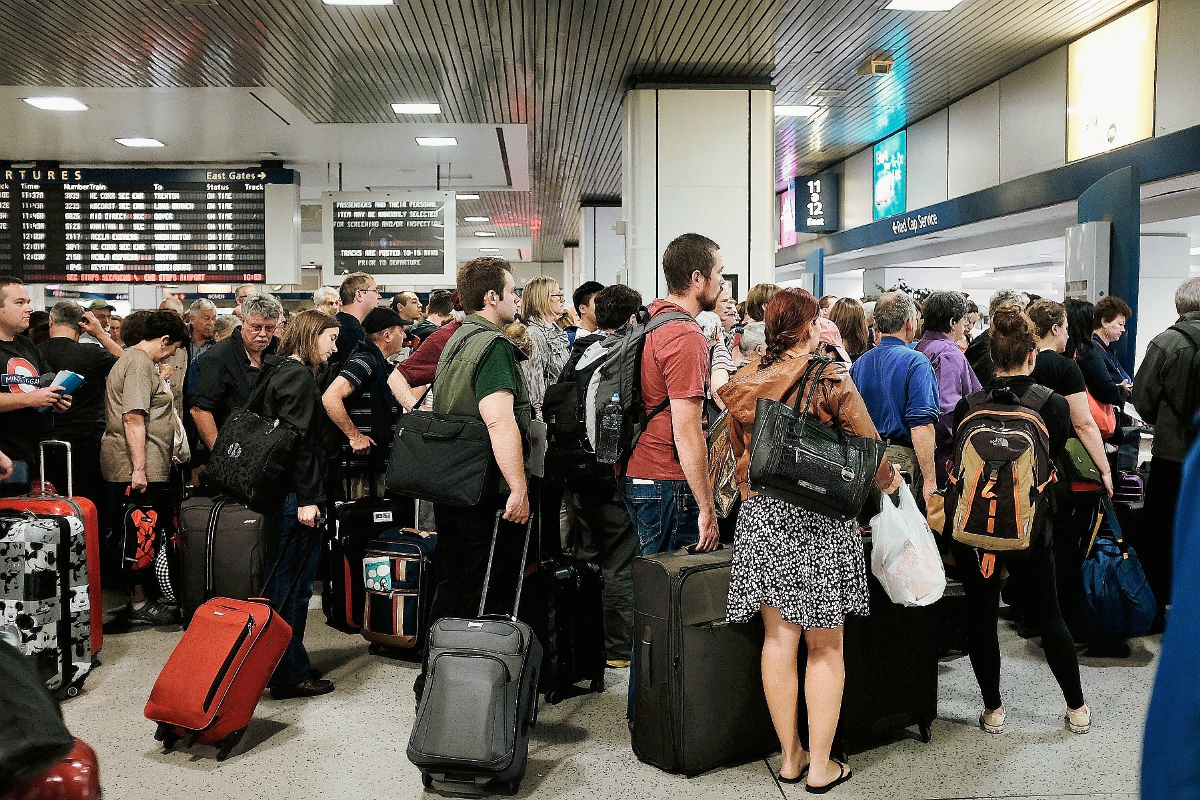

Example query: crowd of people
[0,238,1196,790]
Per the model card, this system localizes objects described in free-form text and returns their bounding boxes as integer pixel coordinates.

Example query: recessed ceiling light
[416,137,457,147]
[474,231,497,237]
[464,216,490,222]
[456,193,480,200]
[774,105,819,117]
[323,0,393,5]
[115,137,165,148]
[479,247,500,252]
[886,0,962,10]
[392,102,440,114]
[23,96,88,111]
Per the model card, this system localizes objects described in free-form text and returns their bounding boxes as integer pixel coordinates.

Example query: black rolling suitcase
[536,555,606,703]
[799,534,939,753]
[630,546,778,776]
[178,495,270,623]
[408,513,542,795]
[323,495,416,633]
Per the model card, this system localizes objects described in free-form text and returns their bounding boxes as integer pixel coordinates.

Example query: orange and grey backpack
[945,385,1056,572]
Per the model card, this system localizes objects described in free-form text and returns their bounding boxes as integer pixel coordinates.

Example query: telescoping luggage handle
[253,517,327,613]
[478,511,534,621]
[38,440,74,498]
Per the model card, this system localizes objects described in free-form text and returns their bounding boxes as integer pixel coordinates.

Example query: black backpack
[543,332,612,483]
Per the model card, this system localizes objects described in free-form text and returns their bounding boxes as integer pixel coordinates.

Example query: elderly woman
[719,289,901,791]
[732,321,766,370]
[915,291,982,489]
[697,310,735,410]
[521,276,570,416]
[102,310,190,625]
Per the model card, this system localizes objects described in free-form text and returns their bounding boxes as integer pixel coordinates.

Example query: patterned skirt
[726,494,869,629]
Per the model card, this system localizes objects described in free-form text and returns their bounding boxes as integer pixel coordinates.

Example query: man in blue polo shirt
[850,290,940,504]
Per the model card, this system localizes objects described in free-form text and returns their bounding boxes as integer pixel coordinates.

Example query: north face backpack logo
[226,442,242,459]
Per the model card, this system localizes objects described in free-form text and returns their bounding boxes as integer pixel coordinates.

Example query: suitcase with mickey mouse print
[361,528,436,654]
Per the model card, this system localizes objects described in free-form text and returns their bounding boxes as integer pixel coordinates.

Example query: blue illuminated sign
[873,130,907,220]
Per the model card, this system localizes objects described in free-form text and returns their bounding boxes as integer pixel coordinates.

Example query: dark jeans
[569,477,636,659]
[266,493,325,687]
[622,477,701,718]
[951,530,1085,710]
[428,497,524,625]
[1140,457,1182,621]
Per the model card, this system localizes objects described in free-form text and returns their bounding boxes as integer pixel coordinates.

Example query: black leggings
[951,529,1085,710]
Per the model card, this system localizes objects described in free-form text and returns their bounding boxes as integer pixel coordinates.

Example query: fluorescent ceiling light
[416,137,457,147]
[474,231,497,237]
[23,96,88,111]
[479,247,500,252]
[464,216,490,222]
[392,102,440,114]
[115,137,165,148]
[963,269,993,279]
[886,0,962,9]
[324,0,393,5]
[774,105,819,117]
[456,193,480,200]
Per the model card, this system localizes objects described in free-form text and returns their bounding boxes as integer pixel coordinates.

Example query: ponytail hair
[761,288,820,367]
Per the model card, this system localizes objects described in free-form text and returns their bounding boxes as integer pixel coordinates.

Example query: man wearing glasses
[332,272,381,375]
[190,293,283,450]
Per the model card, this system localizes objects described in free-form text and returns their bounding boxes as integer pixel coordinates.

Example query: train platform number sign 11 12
[796,174,839,234]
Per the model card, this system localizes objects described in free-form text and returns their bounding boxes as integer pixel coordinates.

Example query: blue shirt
[850,335,940,444]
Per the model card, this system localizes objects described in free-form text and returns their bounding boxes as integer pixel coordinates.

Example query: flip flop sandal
[778,764,810,784]
[806,760,852,794]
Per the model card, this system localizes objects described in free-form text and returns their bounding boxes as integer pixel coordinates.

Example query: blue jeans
[266,494,325,687]
[622,478,701,719]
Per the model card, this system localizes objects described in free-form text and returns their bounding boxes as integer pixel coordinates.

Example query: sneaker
[1067,704,1091,733]
[606,659,631,669]
[129,601,179,626]
[979,707,1005,734]
[270,678,334,700]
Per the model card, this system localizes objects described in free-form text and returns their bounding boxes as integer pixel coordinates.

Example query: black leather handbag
[385,328,497,506]
[206,363,298,515]
[748,357,886,520]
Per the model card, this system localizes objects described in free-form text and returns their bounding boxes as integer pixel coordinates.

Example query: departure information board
[0,167,297,283]
[323,191,456,287]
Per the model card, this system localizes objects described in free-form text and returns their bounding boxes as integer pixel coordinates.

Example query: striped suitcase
[361,528,436,653]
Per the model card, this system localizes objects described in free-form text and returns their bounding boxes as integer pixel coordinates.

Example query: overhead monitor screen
[873,130,907,221]
[797,174,840,233]
[0,167,296,283]
[323,191,456,287]
[1067,1,1158,162]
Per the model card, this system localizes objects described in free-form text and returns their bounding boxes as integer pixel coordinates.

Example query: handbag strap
[240,359,281,416]
[410,324,494,410]
[1085,497,1125,558]
[790,355,834,421]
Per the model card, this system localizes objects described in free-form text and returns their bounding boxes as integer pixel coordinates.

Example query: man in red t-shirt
[622,233,724,556]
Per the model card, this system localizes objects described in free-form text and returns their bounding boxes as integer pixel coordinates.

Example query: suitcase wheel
[919,721,933,744]
[544,690,561,705]
[154,723,180,750]
[65,683,81,698]
[368,643,383,656]
[504,779,521,796]
[421,772,433,790]
[590,678,604,693]
[216,728,246,762]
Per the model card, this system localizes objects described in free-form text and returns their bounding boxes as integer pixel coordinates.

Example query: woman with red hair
[719,289,902,791]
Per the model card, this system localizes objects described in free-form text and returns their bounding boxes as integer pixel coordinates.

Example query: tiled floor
[63,593,1151,799]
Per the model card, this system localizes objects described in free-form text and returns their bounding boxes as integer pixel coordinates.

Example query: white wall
[580,206,624,286]
[1137,233,1191,367]
[907,109,948,210]
[1000,49,1067,182]
[1155,0,1200,136]
[842,147,874,230]
[948,82,1001,199]
[824,270,864,300]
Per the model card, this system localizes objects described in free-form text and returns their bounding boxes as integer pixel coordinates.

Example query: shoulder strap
[964,389,991,411]
[1019,384,1053,413]
[644,310,693,333]
[241,360,281,414]
[414,324,495,409]
[1170,322,1200,352]
[791,356,834,418]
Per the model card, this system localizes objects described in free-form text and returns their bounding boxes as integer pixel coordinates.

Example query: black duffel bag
[206,362,298,515]
[748,356,886,521]
[0,637,74,794]
[385,327,496,506]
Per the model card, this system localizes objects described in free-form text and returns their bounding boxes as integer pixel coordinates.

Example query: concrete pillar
[1137,233,1191,368]
[622,84,775,302]
[580,205,625,287]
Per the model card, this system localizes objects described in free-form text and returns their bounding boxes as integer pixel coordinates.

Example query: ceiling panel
[0,0,1142,262]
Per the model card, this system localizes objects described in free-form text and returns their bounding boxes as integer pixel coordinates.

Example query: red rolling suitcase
[0,441,103,655]
[0,738,101,800]
[143,525,319,762]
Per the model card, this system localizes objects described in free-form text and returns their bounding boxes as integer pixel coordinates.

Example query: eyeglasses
[550,293,565,300]
[245,323,278,335]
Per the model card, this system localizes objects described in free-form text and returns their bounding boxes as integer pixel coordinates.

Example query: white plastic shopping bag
[869,483,946,607]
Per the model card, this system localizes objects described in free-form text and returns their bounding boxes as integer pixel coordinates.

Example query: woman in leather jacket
[260,309,340,700]
[718,289,902,792]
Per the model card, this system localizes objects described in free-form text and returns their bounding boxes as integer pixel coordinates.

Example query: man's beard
[698,288,720,312]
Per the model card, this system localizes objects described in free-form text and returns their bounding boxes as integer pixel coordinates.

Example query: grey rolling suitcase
[407,513,542,795]
[630,546,778,775]
[178,495,270,623]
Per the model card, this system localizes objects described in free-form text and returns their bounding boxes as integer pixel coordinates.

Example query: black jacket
[260,356,329,506]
